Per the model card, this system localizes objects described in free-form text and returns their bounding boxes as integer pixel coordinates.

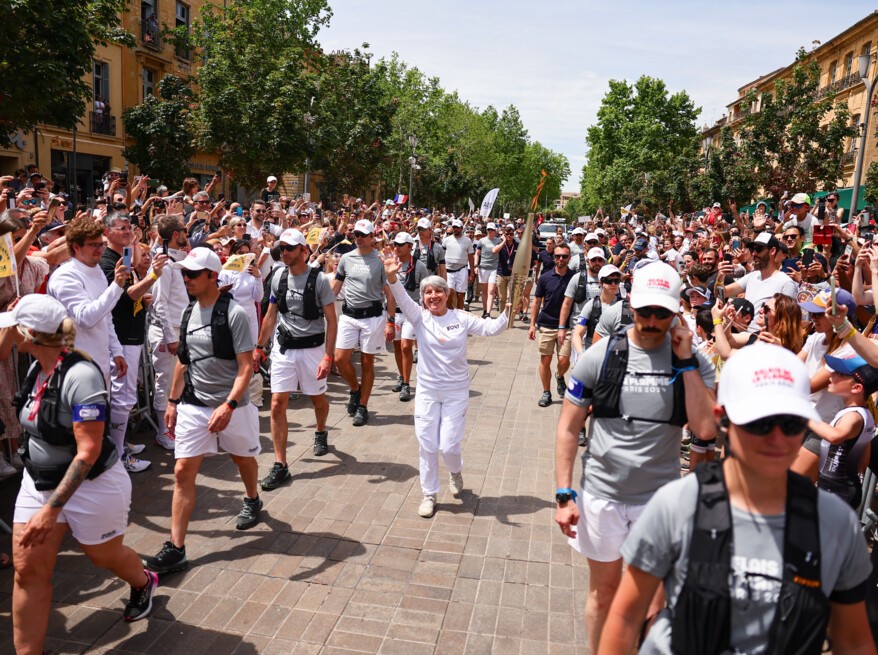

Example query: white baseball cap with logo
[0,294,68,332]
[587,247,606,261]
[173,248,223,273]
[451,219,463,228]
[598,264,621,279]
[572,227,586,236]
[630,262,681,313]
[718,343,819,424]
[486,222,497,231]
[353,219,375,235]
[267,175,278,183]
[585,232,598,241]
[417,217,432,230]
[393,232,415,245]
[278,228,307,247]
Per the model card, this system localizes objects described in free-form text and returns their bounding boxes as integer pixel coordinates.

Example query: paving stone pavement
[0,314,590,654]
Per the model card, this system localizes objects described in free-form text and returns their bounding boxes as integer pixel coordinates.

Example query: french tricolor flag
[394,194,408,205]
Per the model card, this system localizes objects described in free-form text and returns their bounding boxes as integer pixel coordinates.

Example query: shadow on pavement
[295,448,417,484]
[443,493,554,526]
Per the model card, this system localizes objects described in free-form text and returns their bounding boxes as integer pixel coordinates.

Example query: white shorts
[478,268,498,285]
[270,342,327,396]
[568,487,647,562]
[392,314,416,341]
[175,402,261,459]
[14,460,131,545]
[336,313,386,354]
[447,267,469,293]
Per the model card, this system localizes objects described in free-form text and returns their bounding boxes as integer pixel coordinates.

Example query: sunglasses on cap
[738,414,808,437]
[634,306,675,320]
[181,268,207,279]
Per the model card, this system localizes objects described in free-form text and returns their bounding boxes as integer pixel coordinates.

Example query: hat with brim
[0,294,68,332]
[587,247,606,261]
[173,248,222,273]
[825,354,878,395]
[799,289,857,319]
[278,228,307,247]
[686,286,710,299]
[353,219,375,235]
[393,232,414,245]
[718,343,819,424]
[630,262,681,313]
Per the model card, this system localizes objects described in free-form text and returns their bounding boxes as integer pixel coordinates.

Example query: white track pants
[109,344,143,455]
[414,386,469,496]
[148,324,178,412]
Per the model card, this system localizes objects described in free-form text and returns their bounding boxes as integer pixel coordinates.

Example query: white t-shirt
[801,333,849,422]
[736,270,798,320]
[782,212,820,244]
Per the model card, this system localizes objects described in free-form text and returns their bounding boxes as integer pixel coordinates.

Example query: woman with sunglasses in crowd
[711,292,802,359]
[599,344,874,655]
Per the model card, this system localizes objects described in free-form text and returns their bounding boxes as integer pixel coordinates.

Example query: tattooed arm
[17,420,104,548]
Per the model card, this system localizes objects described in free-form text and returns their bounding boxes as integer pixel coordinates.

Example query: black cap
[730,297,755,318]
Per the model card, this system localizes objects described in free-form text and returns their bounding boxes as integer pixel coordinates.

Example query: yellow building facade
[0,0,224,203]
[700,10,878,211]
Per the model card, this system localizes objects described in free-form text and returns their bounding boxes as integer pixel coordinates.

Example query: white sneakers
[418,495,436,518]
[126,442,146,456]
[450,472,464,496]
[124,454,151,473]
[9,450,23,470]
[155,431,175,451]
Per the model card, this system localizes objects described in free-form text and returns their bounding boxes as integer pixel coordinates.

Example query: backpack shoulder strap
[599,330,629,385]
[211,293,236,360]
[276,269,289,314]
[784,471,821,587]
[620,298,634,326]
[178,300,197,364]
[586,299,603,339]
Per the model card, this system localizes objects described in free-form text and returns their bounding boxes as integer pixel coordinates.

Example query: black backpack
[276,267,323,321]
[178,292,236,365]
[413,242,437,274]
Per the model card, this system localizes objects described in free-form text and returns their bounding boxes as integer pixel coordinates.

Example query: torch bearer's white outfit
[389,281,508,495]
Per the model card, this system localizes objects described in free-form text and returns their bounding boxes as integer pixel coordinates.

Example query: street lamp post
[408,134,417,209]
[850,50,877,218]
[303,96,315,197]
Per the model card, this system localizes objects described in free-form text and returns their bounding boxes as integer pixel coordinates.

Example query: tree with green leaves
[581,76,701,213]
[691,126,759,208]
[122,75,195,188]
[188,0,331,189]
[0,0,133,147]
[738,47,855,204]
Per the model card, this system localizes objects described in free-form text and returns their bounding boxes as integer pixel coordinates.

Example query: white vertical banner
[479,188,500,218]
[467,197,475,213]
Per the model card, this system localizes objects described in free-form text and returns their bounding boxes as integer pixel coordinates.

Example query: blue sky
[319,1,873,194]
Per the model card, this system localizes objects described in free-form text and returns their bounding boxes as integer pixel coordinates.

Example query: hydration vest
[584,297,631,340]
[276,267,323,320]
[178,293,236,405]
[13,351,118,491]
[670,461,829,655]
[573,271,596,304]
[591,327,688,426]
[413,242,437,274]
[401,259,420,293]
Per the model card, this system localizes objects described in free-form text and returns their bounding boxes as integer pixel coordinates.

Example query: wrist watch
[555,488,578,504]
[168,398,180,405]
[225,399,238,410]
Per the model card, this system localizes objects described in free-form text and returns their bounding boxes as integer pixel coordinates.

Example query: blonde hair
[17,317,77,350]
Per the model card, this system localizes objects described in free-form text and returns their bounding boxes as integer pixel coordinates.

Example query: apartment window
[844,51,854,78]
[850,114,861,152]
[141,0,159,45]
[863,41,873,58]
[828,61,837,84]
[175,2,190,60]
[142,68,155,100]
[93,60,110,105]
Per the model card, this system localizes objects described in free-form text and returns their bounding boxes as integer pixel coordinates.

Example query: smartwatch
[168,398,180,405]
[225,399,239,410]
[555,488,578,504]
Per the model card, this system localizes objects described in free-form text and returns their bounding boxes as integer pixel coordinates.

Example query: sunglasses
[635,306,675,320]
[252,209,265,214]
[782,234,798,241]
[738,414,808,437]
[278,244,298,252]
[746,243,768,253]
[353,231,370,238]
[195,200,211,205]
[601,277,621,284]
[554,254,570,259]
[788,203,805,209]
[181,268,206,279]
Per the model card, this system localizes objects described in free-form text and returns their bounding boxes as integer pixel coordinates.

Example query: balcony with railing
[140,16,162,50]
[90,111,116,136]
[816,73,863,100]
[842,149,857,166]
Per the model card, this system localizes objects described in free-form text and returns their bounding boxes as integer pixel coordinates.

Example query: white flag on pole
[479,188,500,218]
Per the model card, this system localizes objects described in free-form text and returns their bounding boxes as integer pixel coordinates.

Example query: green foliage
[738,47,855,205]
[691,127,759,207]
[864,161,878,206]
[0,0,133,146]
[122,76,196,188]
[191,0,332,189]
[582,76,701,213]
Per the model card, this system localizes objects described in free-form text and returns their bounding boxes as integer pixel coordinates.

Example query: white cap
[585,232,598,241]
[598,264,621,279]
[385,199,395,205]
[712,202,721,208]
[630,262,681,313]
[587,247,606,261]
[787,192,811,205]
[486,222,497,231]
[718,343,819,424]
[595,228,606,236]
[417,217,432,230]
[267,175,278,183]
[393,232,415,245]
[173,248,223,273]
[278,228,307,247]
[572,227,586,235]
[451,219,463,228]
[0,294,68,332]
[353,219,375,235]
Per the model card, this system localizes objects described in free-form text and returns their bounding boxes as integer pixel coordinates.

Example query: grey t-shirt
[576,297,617,351]
[566,331,716,504]
[442,235,474,269]
[335,249,387,308]
[595,300,628,338]
[183,299,254,407]
[413,240,445,274]
[19,358,112,469]
[564,270,601,318]
[398,258,428,304]
[270,268,336,338]
[477,236,501,270]
[623,473,872,655]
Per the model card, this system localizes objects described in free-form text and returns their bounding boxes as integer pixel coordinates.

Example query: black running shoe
[578,429,587,448]
[313,431,328,457]
[391,375,403,393]
[346,388,361,416]
[236,496,263,530]
[556,375,566,397]
[261,462,291,491]
[124,569,159,622]
[352,405,369,427]
[538,391,552,408]
[399,383,412,402]
[143,541,188,574]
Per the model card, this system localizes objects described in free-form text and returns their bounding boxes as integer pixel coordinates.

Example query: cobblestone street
[0,319,590,654]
